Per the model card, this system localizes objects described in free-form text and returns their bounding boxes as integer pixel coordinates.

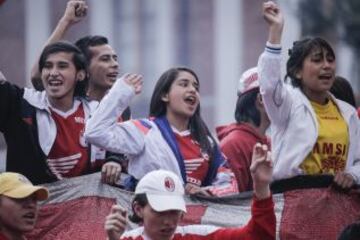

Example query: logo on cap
[164,176,175,192]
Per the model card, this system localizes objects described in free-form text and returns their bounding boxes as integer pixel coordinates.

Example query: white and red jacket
[84,79,224,186]
[0,80,100,184]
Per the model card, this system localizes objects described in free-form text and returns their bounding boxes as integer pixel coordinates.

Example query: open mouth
[318,73,332,81]
[107,73,118,80]
[48,79,63,87]
[23,212,36,221]
[184,95,197,106]
[160,227,175,235]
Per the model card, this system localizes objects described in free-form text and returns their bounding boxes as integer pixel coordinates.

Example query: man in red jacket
[30,0,129,185]
[217,67,270,192]
[105,143,275,240]
[0,172,48,240]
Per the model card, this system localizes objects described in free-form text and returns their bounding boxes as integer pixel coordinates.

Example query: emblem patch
[164,176,175,192]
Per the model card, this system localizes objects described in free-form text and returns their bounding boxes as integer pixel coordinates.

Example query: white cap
[237,67,259,96]
[135,170,186,213]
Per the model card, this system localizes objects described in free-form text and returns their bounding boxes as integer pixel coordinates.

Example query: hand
[61,0,88,25]
[333,172,355,189]
[263,1,284,27]
[263,1,284,44]
[250,143,273,199]
[185,183,212,197]
[102,162,122,185]
[0,71,6,84]
[122,73,143,95]
[105,205,127,240]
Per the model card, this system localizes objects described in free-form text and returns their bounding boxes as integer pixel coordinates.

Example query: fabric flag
[26,173,360,240]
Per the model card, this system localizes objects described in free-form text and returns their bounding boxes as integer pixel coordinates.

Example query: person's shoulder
[329,96,357,121]
[131,118,154,127]
[334,97,356,112]
[223,123,260,140]
[127,118,156,135]
[23,88,47,109]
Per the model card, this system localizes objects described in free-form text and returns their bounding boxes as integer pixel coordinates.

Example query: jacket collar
[23,88,49,111]
[23,88,98,114]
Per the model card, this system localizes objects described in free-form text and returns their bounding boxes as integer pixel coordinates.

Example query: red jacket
[217,123,269,192]
[120,196,275,240]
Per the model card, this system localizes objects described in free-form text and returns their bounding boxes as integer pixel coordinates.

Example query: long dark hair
[286,37,335,88]
[149,67,216,159]
[39,41,88,97]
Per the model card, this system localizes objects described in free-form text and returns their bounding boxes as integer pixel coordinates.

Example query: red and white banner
[26,173,360,240]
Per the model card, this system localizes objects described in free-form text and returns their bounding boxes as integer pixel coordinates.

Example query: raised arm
[246,143,275,239]
[206,143,275,240]
[84,74,145,155]
[31,0,88,90]
[258,1,292,126]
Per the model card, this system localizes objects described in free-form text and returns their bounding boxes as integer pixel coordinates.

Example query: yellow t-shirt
[300,99,349,174]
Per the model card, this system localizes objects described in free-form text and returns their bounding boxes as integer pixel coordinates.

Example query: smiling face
[297,47,336,96]
[162,71,200,122]
[41,52,84,103]
[134,203,183,240]
[88,44,119,91]
[0,194,38,235]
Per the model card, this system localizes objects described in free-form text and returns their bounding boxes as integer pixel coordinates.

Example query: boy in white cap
[217,67,270,193]
[105,143,275,240]
[0,172,49,240]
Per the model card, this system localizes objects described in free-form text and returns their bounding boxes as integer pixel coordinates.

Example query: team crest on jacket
[164,176,175,192]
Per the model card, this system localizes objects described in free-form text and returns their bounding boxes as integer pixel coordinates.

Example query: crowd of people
[1,0,360,239]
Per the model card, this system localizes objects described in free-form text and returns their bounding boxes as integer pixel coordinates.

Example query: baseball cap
[0,172,49,201]
[135,170,186,213]
[237,67,259,96]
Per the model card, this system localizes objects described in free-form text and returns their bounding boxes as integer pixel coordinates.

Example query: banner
[26,173,360,240]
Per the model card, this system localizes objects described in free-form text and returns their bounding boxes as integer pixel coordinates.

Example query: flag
[26,173,360,240]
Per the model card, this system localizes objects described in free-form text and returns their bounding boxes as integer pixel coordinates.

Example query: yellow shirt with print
[300,99,349,175]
